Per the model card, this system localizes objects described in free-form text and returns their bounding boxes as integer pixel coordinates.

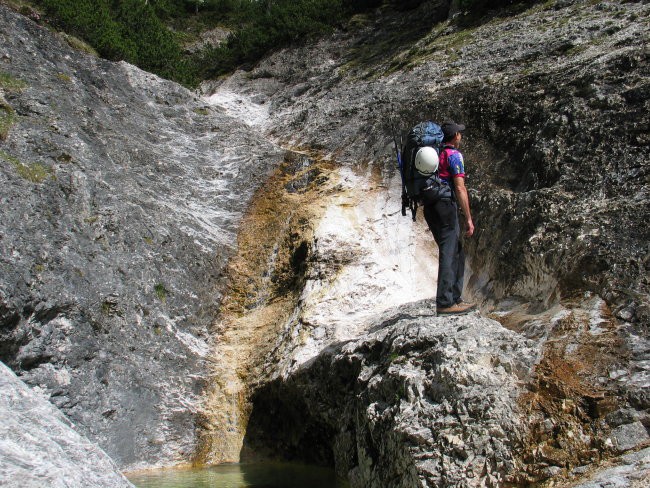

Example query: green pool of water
[127,462,348,488]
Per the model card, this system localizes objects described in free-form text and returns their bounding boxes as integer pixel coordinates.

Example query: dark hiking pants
[423,199,465,308]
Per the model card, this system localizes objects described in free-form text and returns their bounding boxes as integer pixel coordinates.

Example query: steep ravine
[193,148,340,465]
[193,86,442,466]
[0,1,648,487]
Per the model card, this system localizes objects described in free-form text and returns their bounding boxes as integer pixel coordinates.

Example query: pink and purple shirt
[438,146,466,183]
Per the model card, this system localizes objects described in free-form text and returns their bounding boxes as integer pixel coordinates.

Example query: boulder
[0,361,133,488]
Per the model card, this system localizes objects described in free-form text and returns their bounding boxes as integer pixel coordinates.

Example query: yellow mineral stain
[193,150,340,465]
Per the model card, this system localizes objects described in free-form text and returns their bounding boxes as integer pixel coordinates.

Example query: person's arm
[453,176,474,237]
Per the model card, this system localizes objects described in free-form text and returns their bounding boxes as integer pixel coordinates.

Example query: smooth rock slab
[0,4,283,469]
[0,362,133,488]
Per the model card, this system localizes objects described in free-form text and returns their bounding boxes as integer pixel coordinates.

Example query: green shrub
[38,1,131,59]
[34,0,391,83]
[35,0,197,85]
[154,283,168,302]
[199,0,351,77]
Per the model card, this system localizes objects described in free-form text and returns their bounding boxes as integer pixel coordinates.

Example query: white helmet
[414,146,439,175]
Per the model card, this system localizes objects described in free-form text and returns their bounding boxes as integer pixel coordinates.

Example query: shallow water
[127,462,348,488]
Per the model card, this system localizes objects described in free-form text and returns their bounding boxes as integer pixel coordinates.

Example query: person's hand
[465,218,475,237]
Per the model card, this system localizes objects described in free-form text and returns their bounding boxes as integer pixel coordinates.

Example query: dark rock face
[0,6,282,469]
[223,0,649,324]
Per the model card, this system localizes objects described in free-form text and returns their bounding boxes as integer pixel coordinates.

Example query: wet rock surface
[0,361,134,487]
[0,5,282,470]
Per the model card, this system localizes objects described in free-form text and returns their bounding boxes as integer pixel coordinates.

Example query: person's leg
[423,203,441,244]
[452,231,465,303]
[425,200,458,308]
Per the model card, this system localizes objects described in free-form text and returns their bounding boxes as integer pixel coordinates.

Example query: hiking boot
[437,302,476,316]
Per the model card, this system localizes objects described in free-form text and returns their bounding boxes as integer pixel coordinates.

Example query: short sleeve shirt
[438,146,466,183]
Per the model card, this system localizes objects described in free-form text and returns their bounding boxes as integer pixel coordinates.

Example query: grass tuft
[154,283,168,302]
[0,72,27,91]
[60,32,99,56]
[0,149,54,183]
[0,110,17,140]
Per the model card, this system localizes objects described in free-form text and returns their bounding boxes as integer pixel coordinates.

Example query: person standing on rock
[423,121,476,315]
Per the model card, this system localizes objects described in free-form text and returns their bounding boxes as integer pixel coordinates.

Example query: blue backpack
[394,121,450,220]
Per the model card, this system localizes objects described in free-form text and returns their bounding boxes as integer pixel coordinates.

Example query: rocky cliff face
[0,4,283,470]
[200,0,649,485]
[215,0,649,325]
[245,301,540,487]
[1,0,649,487]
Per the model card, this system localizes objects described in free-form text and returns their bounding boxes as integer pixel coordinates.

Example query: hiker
[422,121,476,315]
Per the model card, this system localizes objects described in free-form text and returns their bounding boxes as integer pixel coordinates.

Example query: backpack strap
[410,196,418,221]
[438,146,458,201]
[408,146,420,221]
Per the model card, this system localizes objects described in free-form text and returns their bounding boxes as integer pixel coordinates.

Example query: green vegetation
[60,32,99,56]
[0,72,28,91]
[457,0,544,25]
[0,110,16,140]
[101,300,113,315]
[101,298,122,317]
[154,283,168,302]
[28,0,385,85]
[56,72,72,82]
[21,0,541,85]
[198,0,353,78]
[0,150,54,183]
[443,67,461,78]
[14,160,53,182]
[1,73,26,140]
[34,0,197,85]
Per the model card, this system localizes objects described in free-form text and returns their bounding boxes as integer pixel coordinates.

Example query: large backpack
[396,121,449,220]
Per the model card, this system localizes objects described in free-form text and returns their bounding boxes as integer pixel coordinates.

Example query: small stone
[541,466,563,478]
[610,422,650,452]
[609,369,628,380]
[615,306,635,321]
[571,465,590,476]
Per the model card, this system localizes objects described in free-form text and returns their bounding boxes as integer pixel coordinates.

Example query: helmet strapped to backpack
[397,121,447,220]
[414,146,439,175]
